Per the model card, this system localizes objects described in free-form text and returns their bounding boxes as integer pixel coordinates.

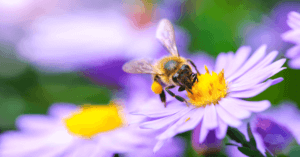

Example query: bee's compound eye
[172,73,179,83]
[180,64,190,70]
[151,81,163,94]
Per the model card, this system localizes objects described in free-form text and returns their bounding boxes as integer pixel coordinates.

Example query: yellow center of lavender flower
[187,65,227,107]
[64,103,124,139]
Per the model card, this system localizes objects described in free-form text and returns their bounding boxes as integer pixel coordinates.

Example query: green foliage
[226,123,268,157]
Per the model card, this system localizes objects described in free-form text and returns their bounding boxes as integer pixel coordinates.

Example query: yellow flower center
[64,103,125,139]
[187,66,228,107]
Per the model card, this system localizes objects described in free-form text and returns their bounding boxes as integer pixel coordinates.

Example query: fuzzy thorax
[64,102,124,138]
[187,66,227,107]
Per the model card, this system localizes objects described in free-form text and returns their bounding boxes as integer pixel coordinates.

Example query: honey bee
[122,19,200,107]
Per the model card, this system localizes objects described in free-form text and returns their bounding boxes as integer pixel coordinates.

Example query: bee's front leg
[165,85,188,106]
[187,59,200,75]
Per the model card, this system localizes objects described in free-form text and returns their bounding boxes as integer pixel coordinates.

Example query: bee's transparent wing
[156,19,179,57]
[122,59,157,74]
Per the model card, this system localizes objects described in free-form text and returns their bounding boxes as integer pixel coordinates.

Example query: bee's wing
[122,59,158,74]
[156,19,179,57]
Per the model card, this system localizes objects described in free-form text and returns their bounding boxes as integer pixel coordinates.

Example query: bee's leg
[187,59,200,75]
[159,90,166,107]
[192,73,198,83]
[165,85,188,105]
[178,86,185,92]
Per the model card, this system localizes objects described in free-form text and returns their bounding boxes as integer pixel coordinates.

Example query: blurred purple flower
[133,45,285,151]
[226,103,300,156]
[282,11,300,69]
[192,125,222,155]
[242,2,300,52]
[0,102,186,157]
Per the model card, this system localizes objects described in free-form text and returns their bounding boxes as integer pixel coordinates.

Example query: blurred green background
[0,0,300,156]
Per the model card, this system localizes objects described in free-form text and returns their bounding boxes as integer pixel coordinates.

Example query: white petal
[227,45,267,82]
[202,104,218,129]
[215,105,242,127]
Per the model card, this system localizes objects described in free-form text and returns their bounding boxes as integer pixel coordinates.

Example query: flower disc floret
[64,103,124,138]
[188,66,227,107]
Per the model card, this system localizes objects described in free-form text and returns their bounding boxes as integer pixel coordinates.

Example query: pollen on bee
[151,81,163,94]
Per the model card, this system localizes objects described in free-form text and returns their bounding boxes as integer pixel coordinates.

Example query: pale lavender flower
[0,102,186,157]
[282,11,300,69]
[226,103,300,156]
[133,45,285,151]
[16,1,189,73]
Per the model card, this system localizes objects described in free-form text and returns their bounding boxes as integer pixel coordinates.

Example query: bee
[122,19,200,107]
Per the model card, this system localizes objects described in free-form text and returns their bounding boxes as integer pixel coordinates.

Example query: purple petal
[199,122,209,143]
[131,108,182,118]
[230,59,286,91]
[289,57,300,68]
[227,45,267,82]
[0,132,49,156]
[282,29,300,44]
[48,103,78,118]
[219,98,251,119]
[287,11,300,29]
[16,115,58,131]
[225,97,270,112]
[245,50,279,73]
[229,78,283,98]
[286,45,300,58]
[176,108,205,134]
[202,104,218,129]
[225,46,251,78]
[215,105,242,127]
[156,109,197,140]
[214,53,229,73]
[153,140,166,153]
[140,107,192,129]
[215,117,228,139]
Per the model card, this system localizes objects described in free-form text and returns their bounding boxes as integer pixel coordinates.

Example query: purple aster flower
[226,102,300,156]
[0,101,186,156]
[133,45,285,151]
[282,11,300,69]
